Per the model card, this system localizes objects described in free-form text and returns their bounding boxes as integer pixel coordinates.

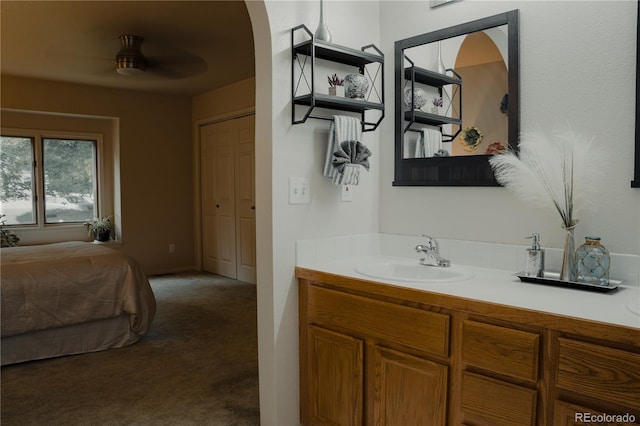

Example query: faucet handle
[418,234,438,251]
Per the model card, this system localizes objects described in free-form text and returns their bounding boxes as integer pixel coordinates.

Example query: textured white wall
[249,1,381,424]
[379,0,640,256]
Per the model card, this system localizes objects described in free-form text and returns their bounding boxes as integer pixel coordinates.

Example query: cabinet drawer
[462,320,539,382]
[461,372,537,426]
[556,338,640,410]
[307,285,449,357]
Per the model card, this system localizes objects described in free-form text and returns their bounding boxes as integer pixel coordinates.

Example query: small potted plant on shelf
[84,216,113,242]
[431,97,443,114]
[327,73,344,97]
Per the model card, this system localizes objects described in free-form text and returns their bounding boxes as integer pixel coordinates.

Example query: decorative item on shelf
[524,233,545,278]
[489,126,607,282]
[576,236,610,286]
[84,216,113,242]
[314,0,332,42]
[461,126,483,151]
[327,73,344,97]
[500,93,509,115]
[435,41,446,74]
[431,96,443,114]
[0,214,19,247]
[344,73,369,100]
[485,141,507,155]
[403,87,427,110]
[560,220,578,281]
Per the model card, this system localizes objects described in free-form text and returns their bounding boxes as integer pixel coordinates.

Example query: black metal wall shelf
[291,25,384,132]
[404,66,461,87]
[293,39,383,68]
[403,61,462,141]
[294,94,384,114]
[404,110,462,127]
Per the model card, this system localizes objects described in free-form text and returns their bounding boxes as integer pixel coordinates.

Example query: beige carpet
[1,272,260,425]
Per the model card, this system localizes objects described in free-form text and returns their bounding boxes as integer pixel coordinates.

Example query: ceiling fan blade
[145,54,207,79]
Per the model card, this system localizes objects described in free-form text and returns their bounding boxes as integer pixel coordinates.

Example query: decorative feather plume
[489,125,606,228]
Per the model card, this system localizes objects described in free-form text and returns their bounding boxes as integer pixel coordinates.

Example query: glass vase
[576,236,610,286]
[314,0,332,42]
[560,221,578,281]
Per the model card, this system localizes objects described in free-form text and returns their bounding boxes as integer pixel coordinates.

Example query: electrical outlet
[289,177,310,204]
[169,244,175,254]
[341,184,353,202]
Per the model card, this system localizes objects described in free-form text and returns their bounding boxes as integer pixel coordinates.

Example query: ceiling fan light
[116,35,146,75]
[116,65,145,75]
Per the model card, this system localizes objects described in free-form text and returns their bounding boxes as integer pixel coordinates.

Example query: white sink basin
[356,260,474,283]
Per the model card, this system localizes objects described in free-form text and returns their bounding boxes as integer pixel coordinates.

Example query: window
[1,133,99,226]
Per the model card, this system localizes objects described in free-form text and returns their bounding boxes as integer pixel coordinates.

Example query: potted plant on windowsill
[84,216,113,242]
[1,214,19,247]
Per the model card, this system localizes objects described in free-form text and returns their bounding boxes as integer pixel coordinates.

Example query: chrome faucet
[415,235,450,267]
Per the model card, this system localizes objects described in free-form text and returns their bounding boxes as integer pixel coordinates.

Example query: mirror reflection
[402,25,509,159]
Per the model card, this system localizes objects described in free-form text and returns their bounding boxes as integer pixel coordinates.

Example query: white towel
[414,132,426,158]
[324,115,362,183]
[415,128,442,158]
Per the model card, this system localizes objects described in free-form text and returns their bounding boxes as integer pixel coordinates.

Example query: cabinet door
[553,400,636,426]
[308,326,364,426]
[374,346,448,426]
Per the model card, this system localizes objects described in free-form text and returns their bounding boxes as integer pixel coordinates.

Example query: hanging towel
[324,115,363,183]
[414,132,426,158]
[331,140,372,185]
[416,128,442,158]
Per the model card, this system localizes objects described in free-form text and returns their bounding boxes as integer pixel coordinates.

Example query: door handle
[251,206,255,210]
[216,204,220,208]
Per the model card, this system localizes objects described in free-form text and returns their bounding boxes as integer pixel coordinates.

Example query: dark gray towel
[332,140,372,174]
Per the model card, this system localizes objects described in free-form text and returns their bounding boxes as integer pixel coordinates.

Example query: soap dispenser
[525,234,545,278]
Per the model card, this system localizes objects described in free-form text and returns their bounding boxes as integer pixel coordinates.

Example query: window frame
[1,124,114,244]
[40,135,100,225]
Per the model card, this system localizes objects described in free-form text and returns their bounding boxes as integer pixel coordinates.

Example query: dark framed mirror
[394,10,519,186]
[633,3,639,188]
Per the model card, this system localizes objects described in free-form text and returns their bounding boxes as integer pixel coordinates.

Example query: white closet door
[202,120,237,278]
[201,114,256,283]
[235,116,256,284]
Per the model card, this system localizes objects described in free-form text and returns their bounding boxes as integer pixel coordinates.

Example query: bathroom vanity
[296,261,640,425]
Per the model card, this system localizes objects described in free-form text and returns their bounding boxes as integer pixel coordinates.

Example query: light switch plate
[341,184,353,202]
[289,177,310,204]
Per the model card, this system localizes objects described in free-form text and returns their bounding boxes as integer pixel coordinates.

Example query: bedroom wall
[1,75,196,274]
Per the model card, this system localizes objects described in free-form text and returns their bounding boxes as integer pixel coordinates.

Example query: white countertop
[298,255,640,330]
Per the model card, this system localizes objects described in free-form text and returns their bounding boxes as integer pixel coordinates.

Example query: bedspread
[1,241,156,338]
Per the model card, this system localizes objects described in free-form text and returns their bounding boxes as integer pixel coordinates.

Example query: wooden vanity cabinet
[297,271,640,426]
[460,319,540,425]
[299,279,450,425]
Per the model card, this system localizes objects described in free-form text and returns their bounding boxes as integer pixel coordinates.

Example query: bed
[1,241,156,365]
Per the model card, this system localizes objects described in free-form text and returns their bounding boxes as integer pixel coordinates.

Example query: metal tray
[516,271,621,293]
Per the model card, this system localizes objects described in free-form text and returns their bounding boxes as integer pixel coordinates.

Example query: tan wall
[1,75,195,274]
[192,77,255,121]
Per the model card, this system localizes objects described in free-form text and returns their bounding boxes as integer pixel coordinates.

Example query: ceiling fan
[115,35,146,75]
[45,32,208,80]
[114,34,206,78]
